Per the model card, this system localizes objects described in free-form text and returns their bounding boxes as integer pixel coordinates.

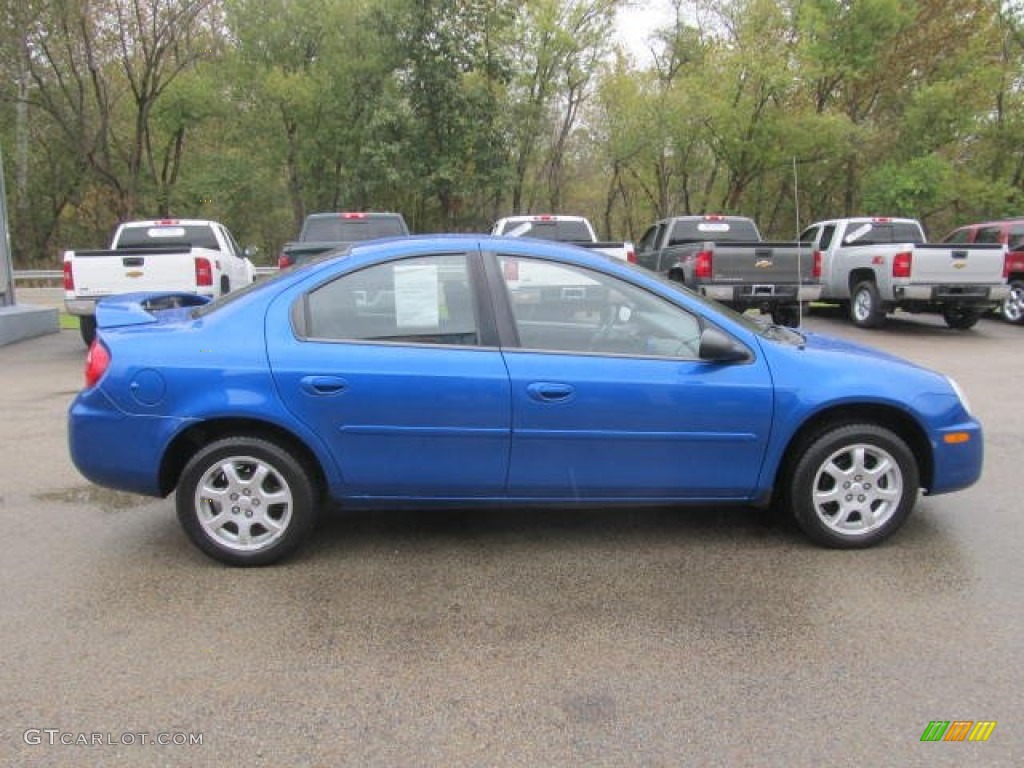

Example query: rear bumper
[65,298,99,316]
[895,284,1011,304]
[701,284,823,303]
[68,388,188,497]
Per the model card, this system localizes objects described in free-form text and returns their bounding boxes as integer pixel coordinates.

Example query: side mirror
[698,327,750,362]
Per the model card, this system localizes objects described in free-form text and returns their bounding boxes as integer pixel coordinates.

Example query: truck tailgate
[911,244,1006,284]
[709,243,818,282]
[68,247,201,297]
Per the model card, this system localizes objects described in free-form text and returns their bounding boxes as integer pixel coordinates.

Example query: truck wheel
[770,305,801,327]
[176,436,318,566]
[788,423,918,548]
[79,315,97,346]
[942,306,981,330]
[849,281,885,328]
[999,280,1024,324]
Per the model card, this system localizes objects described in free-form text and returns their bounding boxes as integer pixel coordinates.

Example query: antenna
[793,156,802,326]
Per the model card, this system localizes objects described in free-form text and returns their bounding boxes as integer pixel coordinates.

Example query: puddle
[35,485,150,512]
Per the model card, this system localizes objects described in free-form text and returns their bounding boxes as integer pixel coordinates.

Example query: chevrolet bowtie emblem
[953,262,966,269]
[125,270,144,278]
[755,259,773,268]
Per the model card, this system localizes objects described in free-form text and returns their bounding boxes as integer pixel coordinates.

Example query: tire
[942,306,981,330]
[849,281,885,328]
[177,436,317,566]
[771,305,800,327]
[788,424,919,548]
[999,280,1024,324]
[79,315,97,346]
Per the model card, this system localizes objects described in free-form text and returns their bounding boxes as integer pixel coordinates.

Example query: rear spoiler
[95,292,211,329]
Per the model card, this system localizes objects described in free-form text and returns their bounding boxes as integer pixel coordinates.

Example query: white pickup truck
[491,214,636,263]
[799,217,1009,329]
[63,219,255,344]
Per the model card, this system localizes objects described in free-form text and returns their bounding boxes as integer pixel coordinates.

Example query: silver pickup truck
[636,215,821,327]
[799,217,1009,329]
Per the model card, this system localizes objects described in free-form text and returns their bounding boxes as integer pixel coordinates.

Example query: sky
[614,0,676,64]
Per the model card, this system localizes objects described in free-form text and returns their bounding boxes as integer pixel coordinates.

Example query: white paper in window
[394,263,439,327]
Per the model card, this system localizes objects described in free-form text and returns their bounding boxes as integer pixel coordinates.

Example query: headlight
[947,376,972,416]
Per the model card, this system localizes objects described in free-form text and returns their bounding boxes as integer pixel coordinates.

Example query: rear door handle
[300,375,348,396]
[526,382,575,402]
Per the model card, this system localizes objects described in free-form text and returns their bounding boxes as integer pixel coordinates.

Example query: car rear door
[487,251,774,500]
[265,249,511,498]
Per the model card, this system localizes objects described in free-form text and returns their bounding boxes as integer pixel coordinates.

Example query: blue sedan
[69,235,983,565]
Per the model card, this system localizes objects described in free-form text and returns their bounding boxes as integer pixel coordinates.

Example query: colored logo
[920,720,996,742]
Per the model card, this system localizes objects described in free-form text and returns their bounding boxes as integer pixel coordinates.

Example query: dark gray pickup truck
[635,215,822,326]
[279,211,409,268]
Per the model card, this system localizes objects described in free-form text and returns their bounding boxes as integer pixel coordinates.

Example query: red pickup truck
[942,219,1023,324]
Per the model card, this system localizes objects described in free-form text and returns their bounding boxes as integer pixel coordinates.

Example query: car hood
[796,330,921,367]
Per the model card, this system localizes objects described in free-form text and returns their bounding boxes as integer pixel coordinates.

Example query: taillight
[812,250,822,278]
[63,260,74,291]
[278,253,293,269]
[84,340,110,388]
[892,251,912,278]
[195,257,213,286]
[626,247,637,264]
[695,250,713,279]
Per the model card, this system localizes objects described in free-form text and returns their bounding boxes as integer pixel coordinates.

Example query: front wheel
[999,280,1024,324]
[789,424,919,548]
[942,306,981,330]
[177,436,318,566]
[849,281,885,328]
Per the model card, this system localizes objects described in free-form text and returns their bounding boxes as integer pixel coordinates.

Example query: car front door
[487,252,774,500]
[266,250,511,498]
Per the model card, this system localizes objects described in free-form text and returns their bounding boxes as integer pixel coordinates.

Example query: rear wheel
[849,281,885,328]
[999,280,1024,324]
[177,436,318,566]
[942,306,981,330]
[79,315,97,346]
[789,424,918,548]
[770,305,800,327]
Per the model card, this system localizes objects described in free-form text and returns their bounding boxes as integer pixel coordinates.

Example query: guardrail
[14,267,279,283]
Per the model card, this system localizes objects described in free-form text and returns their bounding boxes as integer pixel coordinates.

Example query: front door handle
[300,375,348,396]
[526,382,575,402]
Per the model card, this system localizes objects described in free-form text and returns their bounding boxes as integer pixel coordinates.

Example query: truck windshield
[500,220,593,242]
[303,217,406,242]
[116,225,220,250]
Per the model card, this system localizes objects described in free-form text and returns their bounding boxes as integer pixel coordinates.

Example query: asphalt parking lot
[1,305,1022,767]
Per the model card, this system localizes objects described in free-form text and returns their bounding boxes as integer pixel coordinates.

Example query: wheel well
[848,269,876,293]
[774,404,934,501]
[220,275,230,294]
[1007,272,1024,284]
[668,267,685,284]
[159,418,327,499]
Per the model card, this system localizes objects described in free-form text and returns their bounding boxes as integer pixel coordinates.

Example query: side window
[944,228,971,244]
[637,225,659,252]
[497,255,702,359]
[975,227,1002,245]
[1008,226,1024,251]
[305,253,478,346]
[221,227,244,258]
